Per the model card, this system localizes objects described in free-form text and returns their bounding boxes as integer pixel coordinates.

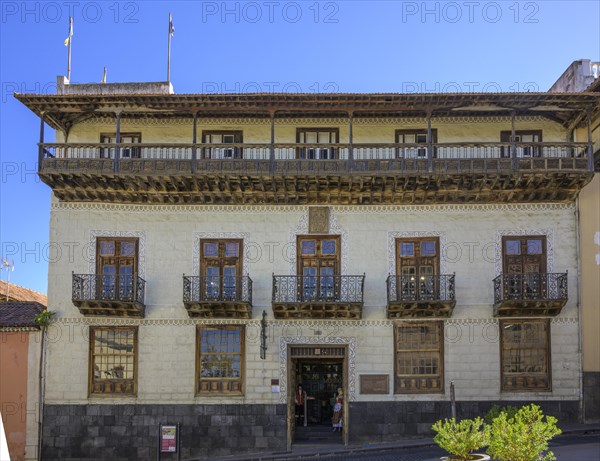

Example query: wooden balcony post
[587,110,594,172]
[427,110,433,172]
[38,112,46,171]
[269,111,276,173]
[192,111,198,173]
[348,111,354,168]
[511,111,517,171]
[114,110,122,173]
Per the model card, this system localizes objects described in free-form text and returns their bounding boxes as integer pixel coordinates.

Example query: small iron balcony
[72,273,146,318]
[386,274,456,318]
[183,275,253,319]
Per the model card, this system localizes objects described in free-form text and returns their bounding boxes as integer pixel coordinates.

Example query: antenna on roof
[1,258,15,302]
[101,67,107,84]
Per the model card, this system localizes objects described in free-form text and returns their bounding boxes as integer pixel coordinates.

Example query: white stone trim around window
[387,231,448,276]
[192,232,251,276]
[494,229,554,275]
[89,230,146,278]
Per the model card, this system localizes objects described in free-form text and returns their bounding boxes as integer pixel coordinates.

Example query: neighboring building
[15,68,599,460]
[0,283,48,461]
[551,60,600,423]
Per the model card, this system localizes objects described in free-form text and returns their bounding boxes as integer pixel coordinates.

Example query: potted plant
[487,404,561,461]
[432,417,491,460]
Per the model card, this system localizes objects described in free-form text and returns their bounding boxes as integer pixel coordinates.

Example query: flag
[169,13,175,37]
[64,16,73,46]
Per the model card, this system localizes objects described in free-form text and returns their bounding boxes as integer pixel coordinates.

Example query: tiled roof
[0,280,47,306]
[0,302,44,328]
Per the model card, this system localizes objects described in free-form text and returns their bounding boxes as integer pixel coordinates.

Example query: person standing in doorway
[295,384,307,425]
[331,386,343,432]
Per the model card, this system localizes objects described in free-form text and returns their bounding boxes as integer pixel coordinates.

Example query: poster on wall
[160,425,177,453]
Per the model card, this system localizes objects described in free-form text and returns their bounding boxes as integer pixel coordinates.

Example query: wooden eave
[15,92,600,133]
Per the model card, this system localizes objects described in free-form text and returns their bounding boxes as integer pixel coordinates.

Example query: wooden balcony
[493,272,568,317]
[386,274,456,318]
[72,273,146,318]
[183,275,252,319]
[272,275,365,319]
[38,142,593,205]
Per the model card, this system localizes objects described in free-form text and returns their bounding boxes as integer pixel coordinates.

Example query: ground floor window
[196,325,244,395]
[89,326,137,396]
[394,321,443,393]
[501,319,551,391]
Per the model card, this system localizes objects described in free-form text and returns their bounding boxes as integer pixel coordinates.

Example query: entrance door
[296,360,343,425]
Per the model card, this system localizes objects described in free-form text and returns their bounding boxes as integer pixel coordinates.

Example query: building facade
[16,79,599,460]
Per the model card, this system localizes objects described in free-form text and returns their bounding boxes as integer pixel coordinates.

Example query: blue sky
[0,0,599,295]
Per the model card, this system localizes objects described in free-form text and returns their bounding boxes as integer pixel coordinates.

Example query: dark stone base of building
[584,372,600,423]
[42,404,287,461]
[348,400,580,443]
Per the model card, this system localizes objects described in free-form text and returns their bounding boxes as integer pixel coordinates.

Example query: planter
[441,455,490,461]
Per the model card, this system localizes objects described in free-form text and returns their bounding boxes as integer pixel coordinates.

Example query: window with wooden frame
[395,129,438,159]
[296,128,339,159]
[500,130,543,158]
[297,235,341,300]
[502,236,547,299]
[89,326,137,396]
[96,237,139,301]
[200,239,243,301]
[196,325,244,395]
[394,322,444,393]
[395,237,440,300]
[100,132,142,159]
[201,130,243,159]
[500,320,551,391]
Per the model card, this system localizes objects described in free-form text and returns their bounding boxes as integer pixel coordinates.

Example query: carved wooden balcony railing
[272,274,365,319]
[183,275,253,319]
[386,274,456,318]
[38,142,593,204]
[493,272,568,317]
[72,273,146,318]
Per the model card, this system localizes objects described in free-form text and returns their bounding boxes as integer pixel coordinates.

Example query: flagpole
[167,13,172,82]
[67,16,72,81]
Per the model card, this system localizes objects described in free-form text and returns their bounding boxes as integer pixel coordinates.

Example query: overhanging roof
[15,91,600,133]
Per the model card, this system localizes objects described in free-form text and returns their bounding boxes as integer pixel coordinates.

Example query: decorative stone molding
[53,202,576,214]
[388,230,448,276]
[279,336,357,403]
[288,209,349,275]
[493,229,554,275]
[192,232,251,276]
[89,230,146,278]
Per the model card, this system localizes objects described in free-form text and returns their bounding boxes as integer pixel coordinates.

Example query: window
[96,237,139,301]
[196,325,244,395]
[200,239,243,301]
[89,327,137,396]
[396,129,438,158]
[100,132,142,159]
[296,128,339,159]
[502,236,547,299]
[501,320,550,391]
[395,237,440,300]
[297,235,341,300]
[202,131,243,159]
[394,322,443,393]
[500,130,543,158]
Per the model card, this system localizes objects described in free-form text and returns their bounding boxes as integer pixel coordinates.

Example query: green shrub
[483,404,518,426]
[432,417,490,461]
[487,404,561,461]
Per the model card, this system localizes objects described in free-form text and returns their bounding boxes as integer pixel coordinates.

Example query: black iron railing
[183,275,252,304]
[387,274,455,303]
[272,275,365,304]
[493,272,568,304]
[72,273,146,305]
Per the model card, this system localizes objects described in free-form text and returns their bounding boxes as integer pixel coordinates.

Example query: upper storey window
[395,129,437,158]
[100,132,142,158]
[296,128,339,159]
[202,131,243,159]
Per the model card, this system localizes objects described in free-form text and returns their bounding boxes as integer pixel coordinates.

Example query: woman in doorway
[331,386,343,432]
[294,384,306,425]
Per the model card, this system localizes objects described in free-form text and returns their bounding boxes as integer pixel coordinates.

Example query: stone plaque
[360,374,389,395]
[308,207,329,234]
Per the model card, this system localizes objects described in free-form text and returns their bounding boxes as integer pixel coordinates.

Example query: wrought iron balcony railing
[493,272,567,304]
[72,273,146,316]
[272,275,365,304]
[387,274,455,303]
[183,275,252,304]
